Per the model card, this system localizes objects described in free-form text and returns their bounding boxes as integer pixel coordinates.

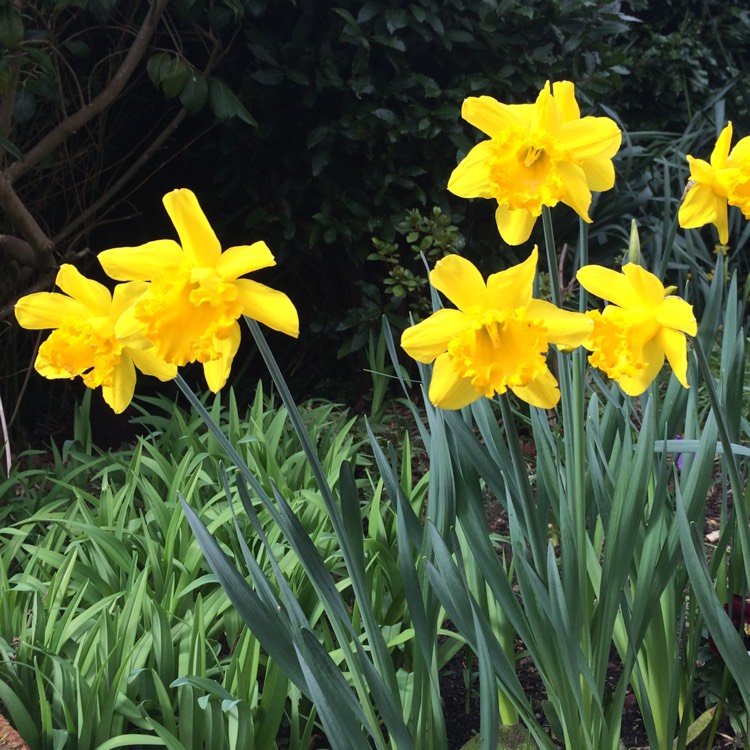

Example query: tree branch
[5,0,169,185]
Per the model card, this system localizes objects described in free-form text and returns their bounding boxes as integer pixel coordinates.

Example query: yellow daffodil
[448,81,621,245]
[14,264,176,413]
[576,263,697,395]
[679,122,750,243]
[401,247,593,409]
[97,188,299,392]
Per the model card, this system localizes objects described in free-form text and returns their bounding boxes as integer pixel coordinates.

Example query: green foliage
[0,383,397,748]
[369,206,465,316]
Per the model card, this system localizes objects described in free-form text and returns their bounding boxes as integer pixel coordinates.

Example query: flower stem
[542,206,562,307]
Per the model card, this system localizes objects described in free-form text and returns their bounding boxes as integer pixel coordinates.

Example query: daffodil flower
[14,264,176,413]
[401,247,592,409]
[679,121,750,243]
[448,81,621,245]
[98,188,299,392]
[576,263,697,395]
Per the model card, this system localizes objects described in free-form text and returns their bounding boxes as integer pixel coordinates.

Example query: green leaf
[160,57,190,98]
[208,79,257,126]
[147,52,172,89]
[179,73,208,113]
[0,5,23,48]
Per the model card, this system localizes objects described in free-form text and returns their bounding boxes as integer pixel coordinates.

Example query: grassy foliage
[0,385,420,749]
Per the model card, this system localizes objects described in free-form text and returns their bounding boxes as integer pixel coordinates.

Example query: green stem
[542,206,562,307]
[692,335,750,586]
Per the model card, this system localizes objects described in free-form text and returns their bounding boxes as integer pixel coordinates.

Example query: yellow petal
[558,117,622,160]
[486,247,537,308]
[430,255,487,312]
[552,80,579,121]
[655,296,697,336]
[15,292,88,329]
[448,141,497,199]
[532,82,561,136]
[511,366,560,408]
[581,157,616,192]
[577,265,639,308]
[400,308,469,363]
[657,327,689,388]
[527,299,593,348]
[163,189,222,267]
[428,353,481,410]
[114,300,147,340]
[494,204,538,246]
[621,263,666,307]
[236,279,299,337]
[614,338,664,396]
[110,281,149,320]
[98,240,183,281]
[728,133,750,165]
[129,347,178,381]
[461,95,531,136]
[678,184,729,244]
[101,351,136,414]
[686,156,715,184]
[711,122,733,170]
[216,241,276,280]
[203,323,241,392]
[557,162,592,221]
[56,264,111,315]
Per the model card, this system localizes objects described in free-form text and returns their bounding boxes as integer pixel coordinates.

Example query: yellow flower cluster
[15,189,299,413]
[401,251,696,409]
[448,81,622,245]
[17,80,744,414]
[402,80,705,408]
[678,122,750,244]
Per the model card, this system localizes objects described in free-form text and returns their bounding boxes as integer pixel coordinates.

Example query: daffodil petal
[655,296,697,336]
[448,141,497,199]
[236,279,299,337]
[216,241,276,280]
[400,308,468,363]
[552,80,579,121]
[15,292,88,329]
[101,352,136,414]
[616,338,664,396]
[110,281,149,319]
[558,118,622,160]
[711,122,733,169]
[678,183,729,244]
[686,156,715,184]
[429,254,487,312]
[114,300,147,340]
[728,134,750,164]
[129,347,177,381]
[486,247,537,308]
[163,189,222,267]
[557,162,592,221]
[203,323,241,393]
[461,96,531,136]
[494,205,537,246]
[56,264,111,315]
[527,299,593,348]
[657,327,690,388]
[577,265,638,308]
[98,240,183,281]
[428,353,481,410]
[581,157,616,192]
[511,367,560,408]
[621,263,666,307]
